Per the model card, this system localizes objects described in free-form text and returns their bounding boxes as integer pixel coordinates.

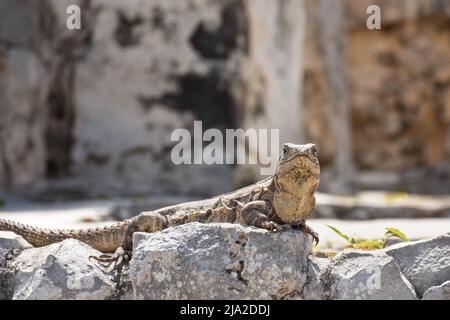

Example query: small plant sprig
[326,225,409,250]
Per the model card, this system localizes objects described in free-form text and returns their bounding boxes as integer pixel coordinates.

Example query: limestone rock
[300,257,330,300]
[129,222,312,299]
[2,225,449,300]
[384,233,450,297]
[328,250,417,300]
[0,231,32,266]
[10,239,115,300]
[0,231,32,300]
[422,280,450,300]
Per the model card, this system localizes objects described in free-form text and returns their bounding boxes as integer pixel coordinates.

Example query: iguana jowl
[0,143,320,268]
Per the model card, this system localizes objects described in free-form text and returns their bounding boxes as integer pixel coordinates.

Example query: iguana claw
[298,223,319,245]
[310,231,320,246]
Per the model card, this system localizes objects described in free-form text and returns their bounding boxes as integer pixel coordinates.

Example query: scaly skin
[0,219,129,253]
[0,143,320,269]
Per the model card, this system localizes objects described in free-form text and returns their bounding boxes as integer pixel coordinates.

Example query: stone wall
[0,0,93,195]
[2,0,450,197]
[0,0,305,197]
[304,0,450,171]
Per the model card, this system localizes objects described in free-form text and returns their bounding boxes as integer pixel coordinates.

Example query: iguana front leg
[240,201,319,244]
[297,220,319,245]
[239,200,286,232]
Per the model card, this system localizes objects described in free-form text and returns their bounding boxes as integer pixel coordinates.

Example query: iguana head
[273,143,320,224]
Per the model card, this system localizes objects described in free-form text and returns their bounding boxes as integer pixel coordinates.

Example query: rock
[10,239,115,300]
[0,231,32,266]
[422,280,450,300]
[2,226,448,300]
[0,231,32,300]
[384,233,450,297]
[328,250,417,300]
[129,222,312,299]
[300,257,330,300]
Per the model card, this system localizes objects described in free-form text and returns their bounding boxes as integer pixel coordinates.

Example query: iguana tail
[0,218,130,253]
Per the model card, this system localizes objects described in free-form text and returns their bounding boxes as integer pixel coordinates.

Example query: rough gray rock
[0,231,32,266]
[10,239,115,300]
[0,231,32,300]
[2,225,449,300]
[129,222,313,299]
[300,257,330,300]
[422,280,450,300]
[328,250,418,300]
[384,233,450,297]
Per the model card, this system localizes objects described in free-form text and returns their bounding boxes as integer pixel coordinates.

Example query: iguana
[0,143,320,269]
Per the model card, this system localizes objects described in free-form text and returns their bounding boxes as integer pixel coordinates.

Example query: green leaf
[326,225,351,243]
[354,240,385,250]
[385,227,409,241]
